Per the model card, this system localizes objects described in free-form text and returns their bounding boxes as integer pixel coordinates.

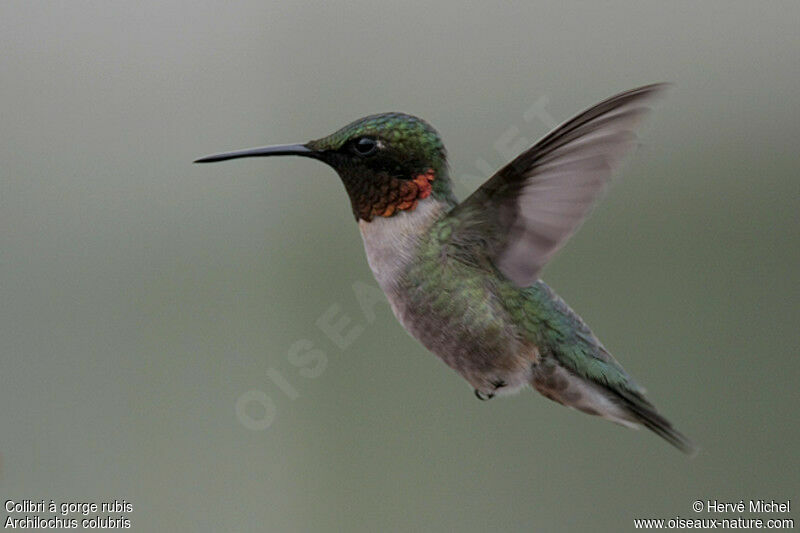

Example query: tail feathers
[530,359,697,455]
[615,390,698,456]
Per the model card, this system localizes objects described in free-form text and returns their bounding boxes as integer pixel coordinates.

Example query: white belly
[357,199,533,395]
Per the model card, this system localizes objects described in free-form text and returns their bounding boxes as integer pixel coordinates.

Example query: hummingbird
[196,83,696,454]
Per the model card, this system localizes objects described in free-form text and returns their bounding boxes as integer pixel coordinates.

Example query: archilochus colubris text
[196,84,695,454]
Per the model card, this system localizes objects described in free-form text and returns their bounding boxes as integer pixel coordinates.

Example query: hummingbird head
[195,112,453,221]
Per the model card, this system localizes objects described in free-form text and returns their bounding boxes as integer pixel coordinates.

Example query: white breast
[357,199,445,293]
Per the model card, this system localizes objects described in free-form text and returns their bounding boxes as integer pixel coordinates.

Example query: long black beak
[194,143,316,163]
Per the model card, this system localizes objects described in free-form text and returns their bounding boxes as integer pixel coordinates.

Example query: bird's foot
[474,389,494,401]
[474,380,507,401]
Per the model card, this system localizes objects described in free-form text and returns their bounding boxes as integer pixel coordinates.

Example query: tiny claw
[474,389,495,401]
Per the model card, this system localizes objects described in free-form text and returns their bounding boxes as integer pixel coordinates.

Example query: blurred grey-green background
[1,1,798,531]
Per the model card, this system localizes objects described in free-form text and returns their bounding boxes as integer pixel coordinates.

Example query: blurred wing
[448,83,668,286]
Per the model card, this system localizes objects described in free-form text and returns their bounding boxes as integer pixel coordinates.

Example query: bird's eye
[352,137,378,156]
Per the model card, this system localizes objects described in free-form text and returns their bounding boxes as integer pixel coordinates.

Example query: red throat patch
[366,168,436,220]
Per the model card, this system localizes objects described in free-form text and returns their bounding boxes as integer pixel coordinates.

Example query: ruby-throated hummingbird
[196,84,696,454]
